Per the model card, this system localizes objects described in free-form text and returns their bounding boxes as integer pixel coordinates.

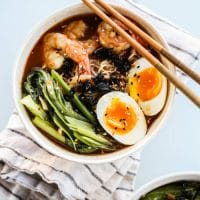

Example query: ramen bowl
[133,172,200,199]
[13,2,175,163]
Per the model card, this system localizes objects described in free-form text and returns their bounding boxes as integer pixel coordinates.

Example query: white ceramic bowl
[13,2,175,164]
[133,172,200,199]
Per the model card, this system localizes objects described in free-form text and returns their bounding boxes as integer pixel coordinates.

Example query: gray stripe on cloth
[110,162,118,170]
[127,171,136,176]
[110,163,123,176]
[169,43,199,60]
[8,128,42,148]
[84,164,103,184]
[101,186,112,194]
[129,156,141,162]
[116,187,134,192]
[116,171,123,176]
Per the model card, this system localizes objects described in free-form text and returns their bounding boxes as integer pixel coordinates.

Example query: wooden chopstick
[95,0,200,85]
[82,0,200,108]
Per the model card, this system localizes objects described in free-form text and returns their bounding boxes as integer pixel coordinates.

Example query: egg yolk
[104,97,137,135]
[129,67,162,101]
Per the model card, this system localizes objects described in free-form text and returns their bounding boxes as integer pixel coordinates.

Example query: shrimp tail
[78,58,92,81]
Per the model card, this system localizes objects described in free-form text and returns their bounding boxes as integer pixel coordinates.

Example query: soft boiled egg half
[128,58,167,116]
[96,91,147,145]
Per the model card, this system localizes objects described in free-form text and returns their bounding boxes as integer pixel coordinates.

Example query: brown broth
[23,13,161,155]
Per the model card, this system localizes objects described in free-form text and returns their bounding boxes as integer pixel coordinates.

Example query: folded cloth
[0,113,140,200]
[1,0,200,200]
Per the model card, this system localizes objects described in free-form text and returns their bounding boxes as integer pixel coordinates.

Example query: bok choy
[21,68,114,153]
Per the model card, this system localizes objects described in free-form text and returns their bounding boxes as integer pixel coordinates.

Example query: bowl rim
[12,2,175,164]
[133,171,200,199]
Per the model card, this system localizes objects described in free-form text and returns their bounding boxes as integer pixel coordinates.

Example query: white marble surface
[0,0,200,199]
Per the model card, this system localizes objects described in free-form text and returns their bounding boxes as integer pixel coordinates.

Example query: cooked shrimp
[97,18,131,53]
[43,33,91,78]
[81,36,99,55]
[65,39,91,76]
[98,18,148,53]
[63,20,88,40]
[43,33,67,69]
[63,20,99,55]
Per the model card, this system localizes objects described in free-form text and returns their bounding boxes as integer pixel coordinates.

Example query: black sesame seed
[137,93,140,96]
[131,82,133,85]
[115,127,118,130]
[137,65,140,68]
[137,75,140,78]
[105,113,108,116]
[134,74,137,77]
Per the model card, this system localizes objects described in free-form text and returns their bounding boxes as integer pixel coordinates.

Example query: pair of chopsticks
[82,0,200,108]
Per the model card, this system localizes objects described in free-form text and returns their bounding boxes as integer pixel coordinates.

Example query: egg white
[96,91,147,145]
[128,58,167,116]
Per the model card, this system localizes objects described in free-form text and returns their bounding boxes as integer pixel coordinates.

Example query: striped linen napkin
[1,1,200,200]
